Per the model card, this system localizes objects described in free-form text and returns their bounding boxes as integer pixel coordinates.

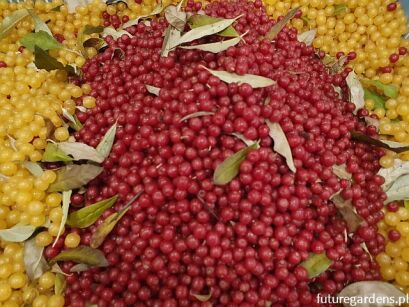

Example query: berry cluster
[51,1,390,306]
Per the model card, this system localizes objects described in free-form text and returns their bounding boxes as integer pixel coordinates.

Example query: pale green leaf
[161,25,181,57]
[346,71,364,113]
[385,174,409,203]
[24,238,49,281]
[22,161,44,177]
[187,14,239,37]
[165,5,187,31]
[364,88,385,109]
[297,29,316,46]
[29,9,52,35]
[0,9,30,40]
[62,108,83,131]
[96,123,117,160]
[54,273,66,295]
[20,31,63,52]
[265,7,299,41]
[203,66,275,88]
[51,246,109,267]
[52,190,71,247]
[56,142,104,163]
[0,224,36,242]
[102,27,131,40]
[180,32,246,53]
[231,133,254,147]
[378,159,409,190]
[180,111,214,122]
[70,263,91,272]
[213,143,259,185]
[363,79,398,99]
[300,253,332,278]
[42,143,73,163]
[265,119,296,172]
[47,164,103,192]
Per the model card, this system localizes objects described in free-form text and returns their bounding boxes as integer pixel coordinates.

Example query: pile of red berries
[56,0,388,306]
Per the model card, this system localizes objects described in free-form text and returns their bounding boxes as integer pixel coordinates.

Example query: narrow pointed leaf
[96,123,117,159]
[332,164,352,180]
[346,71,364,113]
[66,195,118,228]
[331,194,362,233]
[363,79,398,99]
[0,224,36,242]
[54,273,66,295]
[51,246,109,267]
[0,9,30,40]
[34,46,75,75]
[146,85,160,96]
[56,142,104,163]
[297,29,316,46]
[364,88,386,109]
[51,263,71,276]
[22,161,44,177]
[300,253,332,278]
[42,143,73,163]
[191,291,212,302]
[48,164,103,192]
[266,119,296,172]
[165,5,187,31]
[175,16,241,46]
[90,192,143,248]
[351,131,409,154]
[188,14,239,37]
[24,238,49,281]
[70,263,91,272]
[122,1,164,28]
[161,25,181,57]
[180,32,245,53]
[52,190,71,247]
[214,143,259,185]
[62,108,83,131]
[29,10,52,35]
[180,111,214,122]
[231,133,254,147]
[265,8,299,41]
[203,66,275,88]
[338,282,406,305]
[102,27,131,40]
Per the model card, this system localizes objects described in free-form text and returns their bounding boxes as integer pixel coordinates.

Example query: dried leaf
[70,263,91,272]
[362,79,398,99]
[51,246,109,267]
[22,161,44,177]
[145,85,160,96]
[175,15,241,46]
[96,123,117,160]
[203,66,275,88]
[62,108,83,131]
[191,290,212,302]
[297,29,316,46]
[29,9,52,36]
[180,32,246,53]
[165,5,187,31]
[48,164,103,192]
[52,190,71,247]
[265,119,296,172]
[329,55,348,74]
[66,195,118,228]
[346,71,364,113]
[34,46,75,75]
[334,4,347,15]
[332,164,352,180]
[56,142,104,163]
[51,263,71,276]
[385,174,409,203]
[364,88,385,109]
[0,9,30,40]
[90,192,143,248]
[188,14,239,37]
[83,37,106,49]
[360,242,373,261]
[0,224,36,242]
[338,281,406,307]
[300,253,332,279]
[378,159,409,190]
[351,131,409,154]
[77,25,104,57]
[54,273,66,296]
[24,238,49,281]
[161,25,181,57]
[331,194,362,233]
[180,111,215,122]
[122,0,163,28]
[213,143,259,185]
[42,143,73,163]
[265,8,299,41]
[231,133,254,147]
[102,27,131,40]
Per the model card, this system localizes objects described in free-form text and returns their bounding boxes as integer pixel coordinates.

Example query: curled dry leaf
[96,123,117,160]
[213,143,259,185]
[300,253,333,279]
[346,71,365,113]
[0,9,30,40]
[187,14,239,37]
[338,281,406,307]
[52,190,71,247]
[231,133,255,147]
[191,290,212,302]
[378,159,409,190]
[102,27,131,40]
[297,29,316,46]
[145,85,160,96]
[331,194,363,233]
[265,7,299,41]
[22,161,44,177]
[57,142,104,163]
[203,66,275,88]
[66,195,118,228]
[24,238,49,281]
[265,120,296,172]
[351,131,409,154]
[332,164,352,180]
[51,246,109,267]
[0,224,36,242]
[180,111,215,122]
[165,5,187,31]
[47,164,103,192]
[180,32,246,53]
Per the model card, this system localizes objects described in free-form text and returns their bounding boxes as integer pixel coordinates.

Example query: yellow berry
[64,232,81,248]
[38,272,55,290]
